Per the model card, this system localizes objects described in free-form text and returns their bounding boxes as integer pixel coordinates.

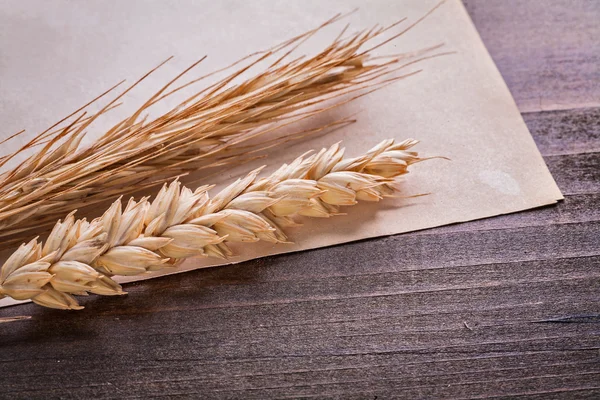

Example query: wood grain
[0,1,599,399]
[465,0,600,113]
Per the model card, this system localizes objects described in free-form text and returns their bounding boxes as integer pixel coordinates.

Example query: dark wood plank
[524,107,600,156]
[1,2,599,399]
[1,238,599,398]
[464,0,600,113]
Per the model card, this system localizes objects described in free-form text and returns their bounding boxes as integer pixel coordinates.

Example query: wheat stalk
[0,5,447,248]
[0,138,424,310]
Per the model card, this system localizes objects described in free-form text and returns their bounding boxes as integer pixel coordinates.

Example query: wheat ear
[0,138,424,310]
[0,9,447,248]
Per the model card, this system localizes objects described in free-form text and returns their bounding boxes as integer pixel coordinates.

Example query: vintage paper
[0,0,562,308]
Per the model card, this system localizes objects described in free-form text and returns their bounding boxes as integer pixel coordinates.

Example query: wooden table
[1,1,598,398]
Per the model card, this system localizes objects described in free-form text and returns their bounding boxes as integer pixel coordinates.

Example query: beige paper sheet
[0,0,562,308]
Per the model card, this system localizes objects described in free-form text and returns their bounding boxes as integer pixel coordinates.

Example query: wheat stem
[0,138,424,310]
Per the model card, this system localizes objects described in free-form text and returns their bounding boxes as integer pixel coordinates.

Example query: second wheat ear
[0,138,427,310]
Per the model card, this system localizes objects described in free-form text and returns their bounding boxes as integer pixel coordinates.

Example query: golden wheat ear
[0,5,449,249]
[0,138,426,310]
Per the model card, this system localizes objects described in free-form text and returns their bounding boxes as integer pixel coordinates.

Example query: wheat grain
[0,7,447,248]
[0,138,424,310]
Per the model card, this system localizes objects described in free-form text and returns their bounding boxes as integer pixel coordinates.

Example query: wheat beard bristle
[0,138,425,310]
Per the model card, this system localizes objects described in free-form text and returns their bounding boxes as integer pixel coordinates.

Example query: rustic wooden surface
[1,1,599,399]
